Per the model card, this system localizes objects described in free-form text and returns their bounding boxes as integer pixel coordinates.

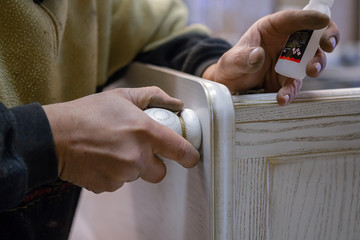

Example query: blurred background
[183,0,360,90]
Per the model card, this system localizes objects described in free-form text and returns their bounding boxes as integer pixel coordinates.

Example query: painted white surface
[70,64,360,240]
[70,63,235,240]
[232,89,360,240]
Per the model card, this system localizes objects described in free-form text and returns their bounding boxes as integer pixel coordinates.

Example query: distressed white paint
[233,90,360,240]
[70,63,234,240]
[268,153,360,240]
[70,64,360,240]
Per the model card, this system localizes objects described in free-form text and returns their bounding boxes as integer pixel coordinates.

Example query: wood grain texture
[70,63,235,240]
[235,115,360,157]
[233,89,360,123]
[268,152,360,240]
[233,89,360,240]
[70,64,360,240]
[234,157,267,240]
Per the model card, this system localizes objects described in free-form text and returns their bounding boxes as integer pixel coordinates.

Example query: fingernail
[313,62,322,73]
[249,48,260,65]
[284,95,290,104]
[329,36,337,49]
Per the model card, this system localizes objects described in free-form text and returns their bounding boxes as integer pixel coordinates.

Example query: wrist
[10,103,58,190]
[42,103,68,177]
[201,63,217,81]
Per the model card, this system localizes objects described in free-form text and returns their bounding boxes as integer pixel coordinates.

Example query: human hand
[202,9,340,105]
[43,87,200,193]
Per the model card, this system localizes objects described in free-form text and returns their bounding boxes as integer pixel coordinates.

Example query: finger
[276,78,303,106]
[269,10,330,35]
[320,21,340,53]
[151,123,200,168]
[140,155,167,183]
[89,182,124,194]
[217,46,265,92]
[122,87,184,111]
[221,46,265,75]
[306,48,327,78]
[84,176,125,194]
[92,155,141,184]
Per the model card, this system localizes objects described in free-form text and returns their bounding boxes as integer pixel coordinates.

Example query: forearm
[0,103,58,212]
[135,33,232,77]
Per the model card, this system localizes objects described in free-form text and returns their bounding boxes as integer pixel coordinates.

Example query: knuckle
[133,117,153,136]
[141,169,166,184]
[123,152,143,173]
[90,188,103,194]
[144,86,164,101]
[105,181,124,192]
[87,183,105,194]
[148,86,163,95]
[233,51,247,67]
[124,149,146,172]
[151,173,166,183]
[124,160,142,182]
[128,172,141,182]
[153,164,167,183]
[102,175,125,192]
[140,119,154,134]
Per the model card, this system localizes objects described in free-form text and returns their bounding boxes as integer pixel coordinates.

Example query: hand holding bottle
[202,7,339,105]
[275,0,334,80]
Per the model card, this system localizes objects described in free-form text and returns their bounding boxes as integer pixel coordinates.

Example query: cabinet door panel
[268,153,360,240]
[233,90,360,240]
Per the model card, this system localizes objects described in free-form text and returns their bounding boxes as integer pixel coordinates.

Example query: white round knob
[144,108,202,150]
[144,108,182,136]
[179,109,202,150]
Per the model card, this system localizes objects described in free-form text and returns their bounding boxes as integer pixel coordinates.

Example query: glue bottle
[274,0,333,79]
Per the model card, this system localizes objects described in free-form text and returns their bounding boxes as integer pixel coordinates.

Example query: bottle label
[279,29,314,63]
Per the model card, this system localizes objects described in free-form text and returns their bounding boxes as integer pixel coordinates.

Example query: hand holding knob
[144,108,202,150]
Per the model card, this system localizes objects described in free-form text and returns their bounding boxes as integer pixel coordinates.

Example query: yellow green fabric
[0,0,210,107]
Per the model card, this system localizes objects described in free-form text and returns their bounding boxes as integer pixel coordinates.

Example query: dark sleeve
[135,33,232,77]
[0,102,58,212]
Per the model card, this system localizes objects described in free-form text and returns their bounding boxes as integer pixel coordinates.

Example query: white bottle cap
[310,0,334,7]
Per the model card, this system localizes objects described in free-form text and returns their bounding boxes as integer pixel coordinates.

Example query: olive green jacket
[0,0,209,107]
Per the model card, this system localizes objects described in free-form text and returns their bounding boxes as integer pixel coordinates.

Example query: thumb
[219,46,265,76]
[269,10,330,35]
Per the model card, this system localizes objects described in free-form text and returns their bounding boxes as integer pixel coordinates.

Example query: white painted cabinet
[70,63,360,240]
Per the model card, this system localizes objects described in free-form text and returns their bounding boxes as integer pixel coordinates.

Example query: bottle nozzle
[309,0,334,7]
[326,0,334,7]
